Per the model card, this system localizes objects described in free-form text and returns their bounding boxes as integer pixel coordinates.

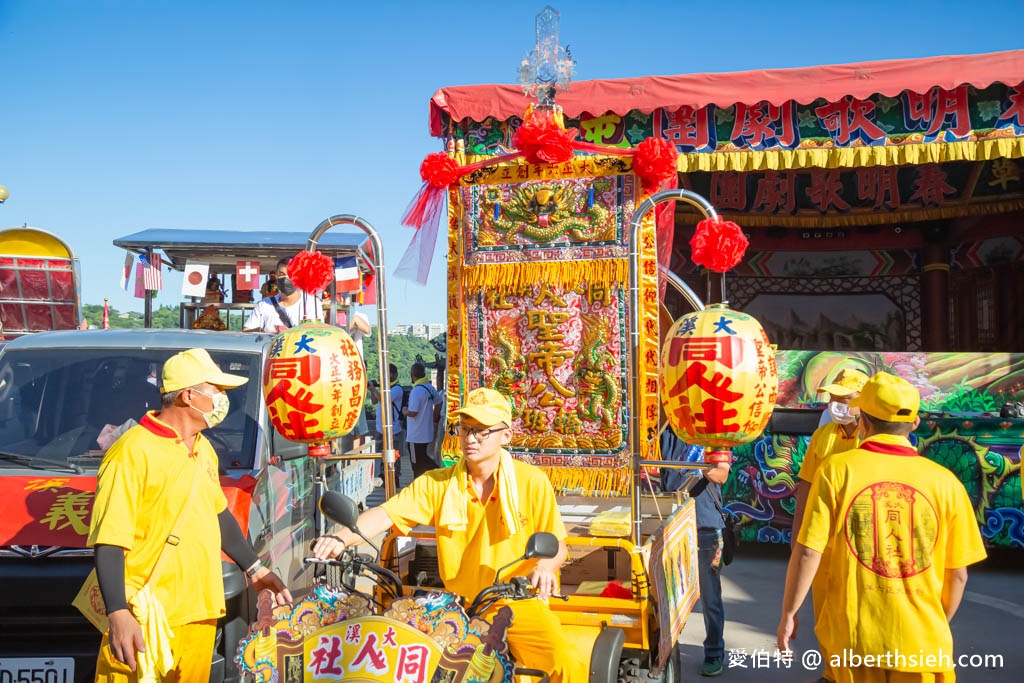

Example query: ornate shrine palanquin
[442,157,662,495]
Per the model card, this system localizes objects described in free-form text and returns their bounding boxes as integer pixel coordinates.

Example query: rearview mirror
[319,492,360,531]
[523,532,559,560]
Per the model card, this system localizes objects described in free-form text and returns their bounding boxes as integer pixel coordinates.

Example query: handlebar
[466,577,568,618]
[303,551,404,601]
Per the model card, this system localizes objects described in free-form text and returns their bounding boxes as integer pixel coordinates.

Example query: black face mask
[276,276,296,296]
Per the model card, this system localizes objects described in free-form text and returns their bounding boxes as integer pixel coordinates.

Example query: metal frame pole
[627,189,717,544]
[306,215,396,500]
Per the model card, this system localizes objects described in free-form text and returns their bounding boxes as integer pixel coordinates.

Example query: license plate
[0,658,74,683]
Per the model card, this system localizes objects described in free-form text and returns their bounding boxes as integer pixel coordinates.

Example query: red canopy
[430,49,1024,136]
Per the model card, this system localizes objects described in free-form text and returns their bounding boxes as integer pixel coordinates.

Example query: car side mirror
[524,532,559,560]
[319,492,360,532]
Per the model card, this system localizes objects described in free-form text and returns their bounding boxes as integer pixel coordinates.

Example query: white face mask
[828,401,856,425]
[192,389,230,428]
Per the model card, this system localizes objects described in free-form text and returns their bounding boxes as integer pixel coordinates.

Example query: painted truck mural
[724,350,1024,549]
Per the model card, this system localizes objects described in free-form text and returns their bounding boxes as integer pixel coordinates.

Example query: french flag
[334,256,360,293]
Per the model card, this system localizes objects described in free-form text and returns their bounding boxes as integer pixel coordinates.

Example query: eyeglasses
[457,425,506,441]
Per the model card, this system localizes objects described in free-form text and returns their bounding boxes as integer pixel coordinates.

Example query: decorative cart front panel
[443,159,662,494]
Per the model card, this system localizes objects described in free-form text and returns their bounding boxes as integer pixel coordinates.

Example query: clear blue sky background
[2,0,1019,326]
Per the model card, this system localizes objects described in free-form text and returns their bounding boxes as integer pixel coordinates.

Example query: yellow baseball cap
[851,372,920,423]
[161,348,248,393]
[817,368,870,397]
[450,387,512,426]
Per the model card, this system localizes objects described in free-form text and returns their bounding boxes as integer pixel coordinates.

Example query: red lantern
[660,304,778,464]
[262,321,366,457]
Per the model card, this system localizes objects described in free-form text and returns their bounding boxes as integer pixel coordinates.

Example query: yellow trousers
[498,599,588,683]
[811,569,836,682]
[95,620,217,683]
[834,667,954,683]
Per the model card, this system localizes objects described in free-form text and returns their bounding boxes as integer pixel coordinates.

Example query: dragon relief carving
[487,315,527,417]
[574,313,620,431]
[483,183,613,244]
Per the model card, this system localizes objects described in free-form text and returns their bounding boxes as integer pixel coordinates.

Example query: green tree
[362,327,444,386]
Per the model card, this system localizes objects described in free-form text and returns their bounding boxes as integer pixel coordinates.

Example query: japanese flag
[334,256,360,293]
[182,261,209,298]
[236,260,260,290]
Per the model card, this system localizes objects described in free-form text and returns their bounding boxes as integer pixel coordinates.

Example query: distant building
[392,323,444,340]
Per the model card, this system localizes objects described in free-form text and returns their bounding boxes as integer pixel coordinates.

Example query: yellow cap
[450,387,512,426]
[161,348,248,393]
[851,372,920,423]
[817,368,870,397]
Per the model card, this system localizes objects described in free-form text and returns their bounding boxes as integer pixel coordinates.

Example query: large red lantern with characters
[262,320,366,457]
[660,303,777,464]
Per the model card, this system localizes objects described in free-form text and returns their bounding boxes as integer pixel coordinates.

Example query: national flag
[134,263,147,299]
[119,251,133,291]
[334,256,360,292]
[142,254,163,291]
[182,260,209,298]
[102,299,109,330]
[236,260,260,290]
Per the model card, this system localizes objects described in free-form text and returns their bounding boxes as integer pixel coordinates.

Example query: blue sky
[1,0,1019,326]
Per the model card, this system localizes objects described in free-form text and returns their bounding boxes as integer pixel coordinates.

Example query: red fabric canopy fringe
[430,49,1024,136]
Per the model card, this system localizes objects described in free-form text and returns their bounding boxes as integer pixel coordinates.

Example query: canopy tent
[429,49,1024,174]
[113,228,371,272]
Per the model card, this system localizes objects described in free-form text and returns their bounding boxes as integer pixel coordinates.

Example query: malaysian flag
[143,254,163,291]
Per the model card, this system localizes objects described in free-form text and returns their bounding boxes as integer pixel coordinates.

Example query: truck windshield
[0,347,261,471]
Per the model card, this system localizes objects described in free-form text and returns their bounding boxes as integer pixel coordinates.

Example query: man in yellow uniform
[89,349,291,681]
[314,387,587,683]
[791,368,868,683]
[778,373,987,683]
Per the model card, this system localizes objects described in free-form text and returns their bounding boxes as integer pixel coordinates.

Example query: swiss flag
[236,260,260,290]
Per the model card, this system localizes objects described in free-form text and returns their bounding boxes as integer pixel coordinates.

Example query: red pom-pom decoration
[287,250,336,294]
[512,110,578,165]
[690,217,749,273]
[419,152,461,189]
[632,137,678,194]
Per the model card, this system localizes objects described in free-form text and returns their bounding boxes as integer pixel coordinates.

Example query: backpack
[411,383,442,425]
[394,385,408,431]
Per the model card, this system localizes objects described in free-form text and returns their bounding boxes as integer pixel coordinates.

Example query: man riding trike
[312,387,588,682]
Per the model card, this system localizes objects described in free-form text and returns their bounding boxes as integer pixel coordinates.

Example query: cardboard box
[560,544,632,586]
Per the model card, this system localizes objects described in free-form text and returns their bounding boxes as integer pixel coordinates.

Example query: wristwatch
[245,560,265,578]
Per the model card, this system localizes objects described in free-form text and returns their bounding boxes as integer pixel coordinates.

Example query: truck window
[0,348,261,471]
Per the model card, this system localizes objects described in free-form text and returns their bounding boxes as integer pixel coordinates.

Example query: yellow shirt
[383,457,567,601]
[799,434,987,671]
[799,420,859,485]
[88,412,229,626]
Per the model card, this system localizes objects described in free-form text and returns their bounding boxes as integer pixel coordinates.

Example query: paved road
[676,545,1022,682]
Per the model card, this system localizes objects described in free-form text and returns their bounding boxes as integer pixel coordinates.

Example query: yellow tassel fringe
[676,136,1024,173]
[461,259,629,293]
[539,466,632,497]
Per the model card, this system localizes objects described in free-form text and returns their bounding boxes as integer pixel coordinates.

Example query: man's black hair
[411,362,425,380]
[861,412,915,436]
